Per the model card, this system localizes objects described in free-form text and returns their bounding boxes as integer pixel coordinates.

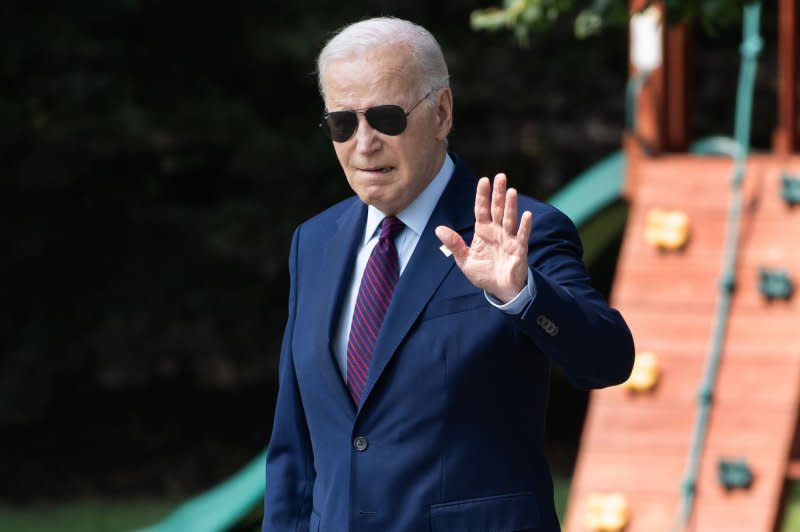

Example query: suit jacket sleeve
[514,206,635,389]
[262,226,315,532]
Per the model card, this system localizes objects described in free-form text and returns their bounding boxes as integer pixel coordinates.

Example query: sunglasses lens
[322,111,358,142]
[365,105,407,136]
[321,105,408,142]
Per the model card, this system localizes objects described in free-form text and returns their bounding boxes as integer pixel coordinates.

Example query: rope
[673,2,763,530]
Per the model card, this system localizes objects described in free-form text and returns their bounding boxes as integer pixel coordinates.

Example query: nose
[353,113,381,154]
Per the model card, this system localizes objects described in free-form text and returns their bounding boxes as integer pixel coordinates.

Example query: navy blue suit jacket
[262,154,634,532]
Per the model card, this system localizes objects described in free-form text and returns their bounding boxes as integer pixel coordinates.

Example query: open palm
[435,173,533,303]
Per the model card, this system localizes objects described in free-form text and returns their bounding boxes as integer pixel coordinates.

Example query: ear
[434,87,453,141]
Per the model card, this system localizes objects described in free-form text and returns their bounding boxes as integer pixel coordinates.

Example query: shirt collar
[363,154,455,243]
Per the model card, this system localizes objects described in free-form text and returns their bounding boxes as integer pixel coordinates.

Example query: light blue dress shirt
[333,154,536,380]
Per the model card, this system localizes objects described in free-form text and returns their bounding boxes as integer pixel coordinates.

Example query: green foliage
[471,0,748,43]
[0,0,351,420]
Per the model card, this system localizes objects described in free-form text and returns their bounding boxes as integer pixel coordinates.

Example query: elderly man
[262,17,634,532]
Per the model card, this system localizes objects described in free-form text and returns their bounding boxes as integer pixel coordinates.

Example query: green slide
[135,449,267,532]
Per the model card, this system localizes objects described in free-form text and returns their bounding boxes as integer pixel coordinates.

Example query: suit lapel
[358,157,477,411]
[315,199,366,416]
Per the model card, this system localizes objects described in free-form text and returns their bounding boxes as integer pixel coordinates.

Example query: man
[263,17,634,532]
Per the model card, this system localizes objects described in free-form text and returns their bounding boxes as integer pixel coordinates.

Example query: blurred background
[0,0,779,529]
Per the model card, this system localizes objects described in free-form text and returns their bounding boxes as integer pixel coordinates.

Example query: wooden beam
[625,2,692,198]
[629,0,666,154]
[664,22,691,151]
[774,0,799,154]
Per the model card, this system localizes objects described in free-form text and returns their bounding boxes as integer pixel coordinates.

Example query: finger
[491,173,506,225]
[435,225,470,265]
[503,187,519,235]
[517,210,533,245]
[474,177,491,223]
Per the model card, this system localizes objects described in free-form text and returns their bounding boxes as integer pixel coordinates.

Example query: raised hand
[435,173,533,304]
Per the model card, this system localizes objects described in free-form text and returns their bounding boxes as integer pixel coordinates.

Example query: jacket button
[353,436,369,452]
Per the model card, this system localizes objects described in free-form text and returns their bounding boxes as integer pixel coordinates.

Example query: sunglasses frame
[320,87,440,142]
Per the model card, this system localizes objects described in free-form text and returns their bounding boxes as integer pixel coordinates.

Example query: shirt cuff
[484,267,537,315]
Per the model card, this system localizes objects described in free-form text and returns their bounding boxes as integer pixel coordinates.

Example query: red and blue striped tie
[346,216,405,405]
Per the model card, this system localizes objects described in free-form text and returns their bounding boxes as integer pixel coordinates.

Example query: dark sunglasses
[319,87,439,142]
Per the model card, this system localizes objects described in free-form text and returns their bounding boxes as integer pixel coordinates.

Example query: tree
[471,0,747,44]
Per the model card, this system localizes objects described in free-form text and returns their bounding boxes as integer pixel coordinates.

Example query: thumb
[434,225,469,264]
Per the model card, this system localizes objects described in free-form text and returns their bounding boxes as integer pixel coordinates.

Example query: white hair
[316,17,450,100]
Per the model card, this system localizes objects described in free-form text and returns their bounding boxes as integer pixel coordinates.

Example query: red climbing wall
[564,154,800,531]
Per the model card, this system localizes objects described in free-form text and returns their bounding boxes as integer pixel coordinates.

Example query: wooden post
[627,0,691,154]
[625,1,691,198]
[624,0,664,199]
[629,0,666,155]
[664,23,691,151]
[774,0,799,154]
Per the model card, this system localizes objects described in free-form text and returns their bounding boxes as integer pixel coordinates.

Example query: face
[321,46,453,215]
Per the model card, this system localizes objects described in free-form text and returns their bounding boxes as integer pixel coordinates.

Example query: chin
[358,189,398,214]
[359,189,389,209]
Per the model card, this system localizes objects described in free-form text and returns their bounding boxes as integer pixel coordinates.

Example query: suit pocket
[309,509,320,532]
[420,292,488,321]
[430,492,539,532]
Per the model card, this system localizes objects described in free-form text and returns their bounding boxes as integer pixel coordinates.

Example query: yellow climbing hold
[623,351,659,392]
[644,208,690,250]
[585,492,630,532]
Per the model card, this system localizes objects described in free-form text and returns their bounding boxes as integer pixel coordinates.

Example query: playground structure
[141,1,800,531]
[564,1,800,530]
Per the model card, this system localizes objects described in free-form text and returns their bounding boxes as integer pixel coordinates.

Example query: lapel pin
[439,244,453,257]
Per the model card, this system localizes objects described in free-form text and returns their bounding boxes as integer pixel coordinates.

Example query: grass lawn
[1,480,798,531]
[0,499,175,532]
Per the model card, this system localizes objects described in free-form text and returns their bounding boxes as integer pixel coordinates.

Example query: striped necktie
[346,216,405,405]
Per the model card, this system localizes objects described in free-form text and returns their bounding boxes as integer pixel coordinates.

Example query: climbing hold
[585,492,630,532]
[622,352,659,392]
[759,268,794,301]
[718,458,754,490]
[782,173,800,206]
[644,208,690,250]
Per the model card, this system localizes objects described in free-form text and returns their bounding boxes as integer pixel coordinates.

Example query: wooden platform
[564,154,800,531]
